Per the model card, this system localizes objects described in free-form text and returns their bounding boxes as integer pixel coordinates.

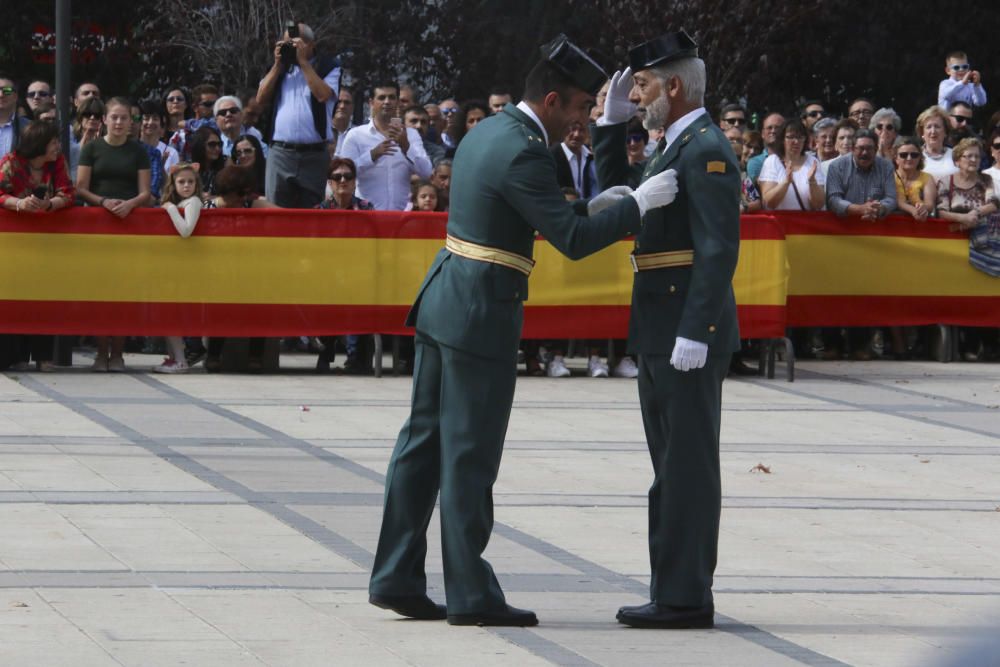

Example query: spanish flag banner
[0,208,788,339]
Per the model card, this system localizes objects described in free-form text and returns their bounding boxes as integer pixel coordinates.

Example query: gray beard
[643,94,669,132]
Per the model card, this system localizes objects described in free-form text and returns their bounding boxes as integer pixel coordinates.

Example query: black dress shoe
[728,356,758,376]
[616,602,714,629]
[369,594,447,620]
[447,604,538,627]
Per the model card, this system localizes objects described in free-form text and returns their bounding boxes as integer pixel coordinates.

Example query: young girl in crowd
[410,180,442,212]
[153,163,205,374]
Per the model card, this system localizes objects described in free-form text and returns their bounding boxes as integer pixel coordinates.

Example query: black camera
[279,20,299,67]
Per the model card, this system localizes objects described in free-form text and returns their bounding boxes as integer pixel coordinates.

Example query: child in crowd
[938,50,987,110]
[154,163,204,374]
[414,180,441,212]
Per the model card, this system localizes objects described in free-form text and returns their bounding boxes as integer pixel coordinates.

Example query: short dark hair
[15,120,60,160]
[402,105,427,118]
[522,59,578,105]
[950,100,973,112]
[139,100,165,123]
[853,128,877,144]
[0,72,17,87]
[369,81,400,99]
[720,102,746,116]
[191,83,219,100]
[213,165,257,197]
[773,119,809,158]
[329,157,358,179]
[849,97,874,111]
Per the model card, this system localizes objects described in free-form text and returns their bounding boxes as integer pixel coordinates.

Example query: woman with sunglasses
[189,126,226,195]
[870,108,901,162]
[982,128,1000,195]
[314,158,373,373]
[231,134,267,196]
[68,96,105,181]
[75,96,153,372]
[316,157,373,211]
[893,137,936,222]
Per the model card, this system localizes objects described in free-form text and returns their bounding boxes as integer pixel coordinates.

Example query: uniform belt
[445,234,536,277]
[630,250,694,272]
[271,140,327,152]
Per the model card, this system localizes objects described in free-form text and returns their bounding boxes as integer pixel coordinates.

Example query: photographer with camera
[256,20,340,208]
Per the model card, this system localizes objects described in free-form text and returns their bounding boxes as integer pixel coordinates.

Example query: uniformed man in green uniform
[593,31,741,629]
[368,36,680,627]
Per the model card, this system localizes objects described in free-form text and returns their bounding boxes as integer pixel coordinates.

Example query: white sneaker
[587,355,609,378]
[153,358,189,374]
[612,357,639,378]
[546,355,571,378]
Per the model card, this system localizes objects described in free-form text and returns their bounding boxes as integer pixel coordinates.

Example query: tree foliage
[3,1,1000,133]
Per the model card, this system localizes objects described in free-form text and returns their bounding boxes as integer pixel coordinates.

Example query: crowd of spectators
[0,35,997,373]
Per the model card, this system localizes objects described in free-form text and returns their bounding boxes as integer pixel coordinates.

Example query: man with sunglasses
[24,80,52,116]
[948,101,975,131]
[437,99,461,151]
[718,103,746,131]
[213,96,267,160]
[938,50,987,110]
[0,74,31,157]
[799,99,826,131]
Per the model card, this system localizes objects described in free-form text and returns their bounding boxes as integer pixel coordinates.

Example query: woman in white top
[759,119,825,211]
[917,106,957,180]
[983,128,1000,193]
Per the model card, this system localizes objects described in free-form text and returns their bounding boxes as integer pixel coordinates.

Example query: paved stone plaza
[0,353,998,666]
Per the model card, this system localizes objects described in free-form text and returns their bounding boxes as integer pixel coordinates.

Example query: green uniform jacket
[594,114,741,357]
[407,104,643,360]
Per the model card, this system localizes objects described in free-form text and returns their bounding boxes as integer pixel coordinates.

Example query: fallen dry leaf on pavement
[749,463,772,474]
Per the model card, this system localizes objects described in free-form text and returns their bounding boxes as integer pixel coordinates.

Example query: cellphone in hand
[33,186,47,199]
[390,117,403,129]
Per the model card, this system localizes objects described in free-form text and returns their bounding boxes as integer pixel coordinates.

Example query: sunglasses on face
[235,147,255,157]
[0,86,14,95]
[27,90,51,99]
[875,124,896,131]
[216,107,240,117]
[897,151,920,159]
[131,115,142,123]
[329,172,355,182]
[199,100,217,108]
[626,134,646,144]
[849,109,872,118]
[951,115,971,124]
[723,117,746,125]
[804,110,824,118]
[992,142,1000,150]
[950,63,971,71]
[205,141,222,148]
[440,108,459,115]
[166,96,186,103]
[81,112,101,120]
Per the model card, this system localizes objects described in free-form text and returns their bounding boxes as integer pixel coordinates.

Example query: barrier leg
[373,334,383,378]
[392,336,400,377]
[782,336,796,382]
[758,339,767,377]
[767,340,776,379]
[607,338,616,370]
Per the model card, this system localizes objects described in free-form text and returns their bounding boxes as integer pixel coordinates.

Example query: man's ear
[542,91,562,111]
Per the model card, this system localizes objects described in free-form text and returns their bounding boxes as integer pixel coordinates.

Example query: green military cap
[628,30,699,73]
[540,34,608,97]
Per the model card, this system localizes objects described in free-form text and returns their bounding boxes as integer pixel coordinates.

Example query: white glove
[631,168,678,217]
[602,67,637,125]
[587,185,634,215]
[670,337,708,372]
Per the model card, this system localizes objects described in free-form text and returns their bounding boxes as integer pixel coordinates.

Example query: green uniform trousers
[637,353,728,608]
[369,328,516,614]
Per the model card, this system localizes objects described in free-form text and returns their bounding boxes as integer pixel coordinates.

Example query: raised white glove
[631,168,678,217]
[670,337,708,372]
[602,67,637,125]
[587,185,634,215]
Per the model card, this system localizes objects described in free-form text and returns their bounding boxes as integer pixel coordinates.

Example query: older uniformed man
[368,35,679,627]
[594,30,741,629]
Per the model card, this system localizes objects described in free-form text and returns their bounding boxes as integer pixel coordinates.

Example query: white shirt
[339,120,433,210]
[516,101,549,146]
[938,78,987,109]
[270,61,340,143]
[560,142,594,196]
[156,141,180,172]
[759,153,826,210]
[331,123,356,157]
[983,166,1000,195]
[922,147,958,181]
[662,107,708,153]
